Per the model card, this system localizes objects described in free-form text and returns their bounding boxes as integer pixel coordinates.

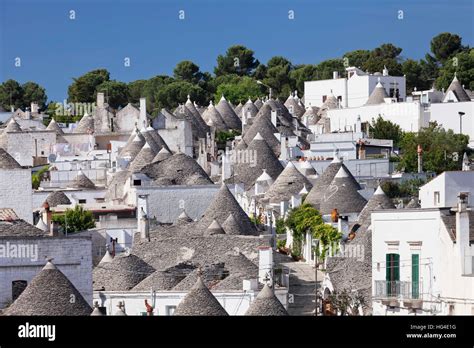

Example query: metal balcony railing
[374,280,422,300]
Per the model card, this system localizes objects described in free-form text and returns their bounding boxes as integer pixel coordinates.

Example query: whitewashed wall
[0,169,33,223]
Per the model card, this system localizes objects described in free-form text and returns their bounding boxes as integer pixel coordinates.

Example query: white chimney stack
[97,93,105,109]
[31,102,39,114]
[271,110,277,127]
[356,115,362,133]
[139,98,147,128]
[333,71,339,79]
[258,246,273,285]
[137,194,150,241]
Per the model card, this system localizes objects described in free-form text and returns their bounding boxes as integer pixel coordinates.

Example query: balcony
[374,280,423,309]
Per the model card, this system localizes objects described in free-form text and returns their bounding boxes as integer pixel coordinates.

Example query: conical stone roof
[305,158,359,209]
[242,109,281,156]
[4,260,92,316]
[145,126,171,152]
[444,73,471,102]
[199,184,256,235]
[254,98,263,110]
[205,219,226,236]
[245,284,288,316]
[45,191,71,207]
[234,102,243,118]
[242,98,259,119]
[264,162,313,203]
[5,118,22,132]
[233,133,284,190]
[46,118,64,135]
[74,112,94,133]
[221,213,247,235]
[128,142,157,172]
[216,95,242,130]
[0,148,22,169]
[365,81,388,105]
[71,170,96,189]
[357,186,395,225]
[202,101,228,131]
[119,133,145,160]
[319,167,367,215]
[152,147,172,162]
[93,253,155,291]
[174,276,228,316]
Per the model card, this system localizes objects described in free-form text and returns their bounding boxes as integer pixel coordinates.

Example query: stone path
[278,254,325,316]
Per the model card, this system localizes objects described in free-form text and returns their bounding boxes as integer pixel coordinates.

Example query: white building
[304,66,406,108]
[371,171,474,315]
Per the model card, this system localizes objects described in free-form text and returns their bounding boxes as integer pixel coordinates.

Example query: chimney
[137,194,150,241]
[140,98,147,128]
[271,110,277,127]
[258,246,273,285]
[333,71,339,79]
[97,92,105,109]
[280,137,288,161]
[356,115,362,133]
[455,193,471,275]
[31,102,39,114]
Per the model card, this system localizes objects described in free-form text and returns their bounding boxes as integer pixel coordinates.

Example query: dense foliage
[52,205,96,234]
[285,203,341,260]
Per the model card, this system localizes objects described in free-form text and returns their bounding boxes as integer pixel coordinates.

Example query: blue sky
[0,0,472,101]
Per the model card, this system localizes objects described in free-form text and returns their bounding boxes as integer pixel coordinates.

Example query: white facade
[419,171,474,209]
[93,287,289,316]
[0,236,93,309]
[5,131,56,167]
[0,168,33,223]
[327,101,427,133]
[371,208,474,315]
[305,67,406,108]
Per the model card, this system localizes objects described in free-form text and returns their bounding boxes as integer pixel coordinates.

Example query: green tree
[173,60,204,84]
[68,69,110,103]
[0,79,24,110]
[127,79,147,104]
[215,76,264,104]
[435,49,474,90]
[155,81,208,110]
[430,32,466,63]
[363,43,403,75]
[95,80,129,109]
[398,123,469,173]
[285,203,341,260]
[315,59,345,80]
[402,59,431,93]
[290,64,318,95]
[343,49,371,69]
[52,205,96,233]
[31,166,49,189]
[21,82,47,109]
[369,115,403,147]
[214,45,260,76]
[141,75,175,114]
[262,56,295,99]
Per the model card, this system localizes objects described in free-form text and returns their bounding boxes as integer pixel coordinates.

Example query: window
[412,254,419,299]
[12,280,27,301]
[133,179,141,186]
[166,306,176,316]
[434,191,440,205]
[78,199,86,204]
[322,95,327,103]
[385,253,400,297]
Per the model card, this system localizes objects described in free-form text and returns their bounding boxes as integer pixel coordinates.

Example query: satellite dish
[48,154,57,163]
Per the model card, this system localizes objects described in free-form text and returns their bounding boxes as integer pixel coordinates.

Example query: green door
[412,254,419,299]
[386,253,400,296]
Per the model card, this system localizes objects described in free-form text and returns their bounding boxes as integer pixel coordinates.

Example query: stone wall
[0,168,33,223]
